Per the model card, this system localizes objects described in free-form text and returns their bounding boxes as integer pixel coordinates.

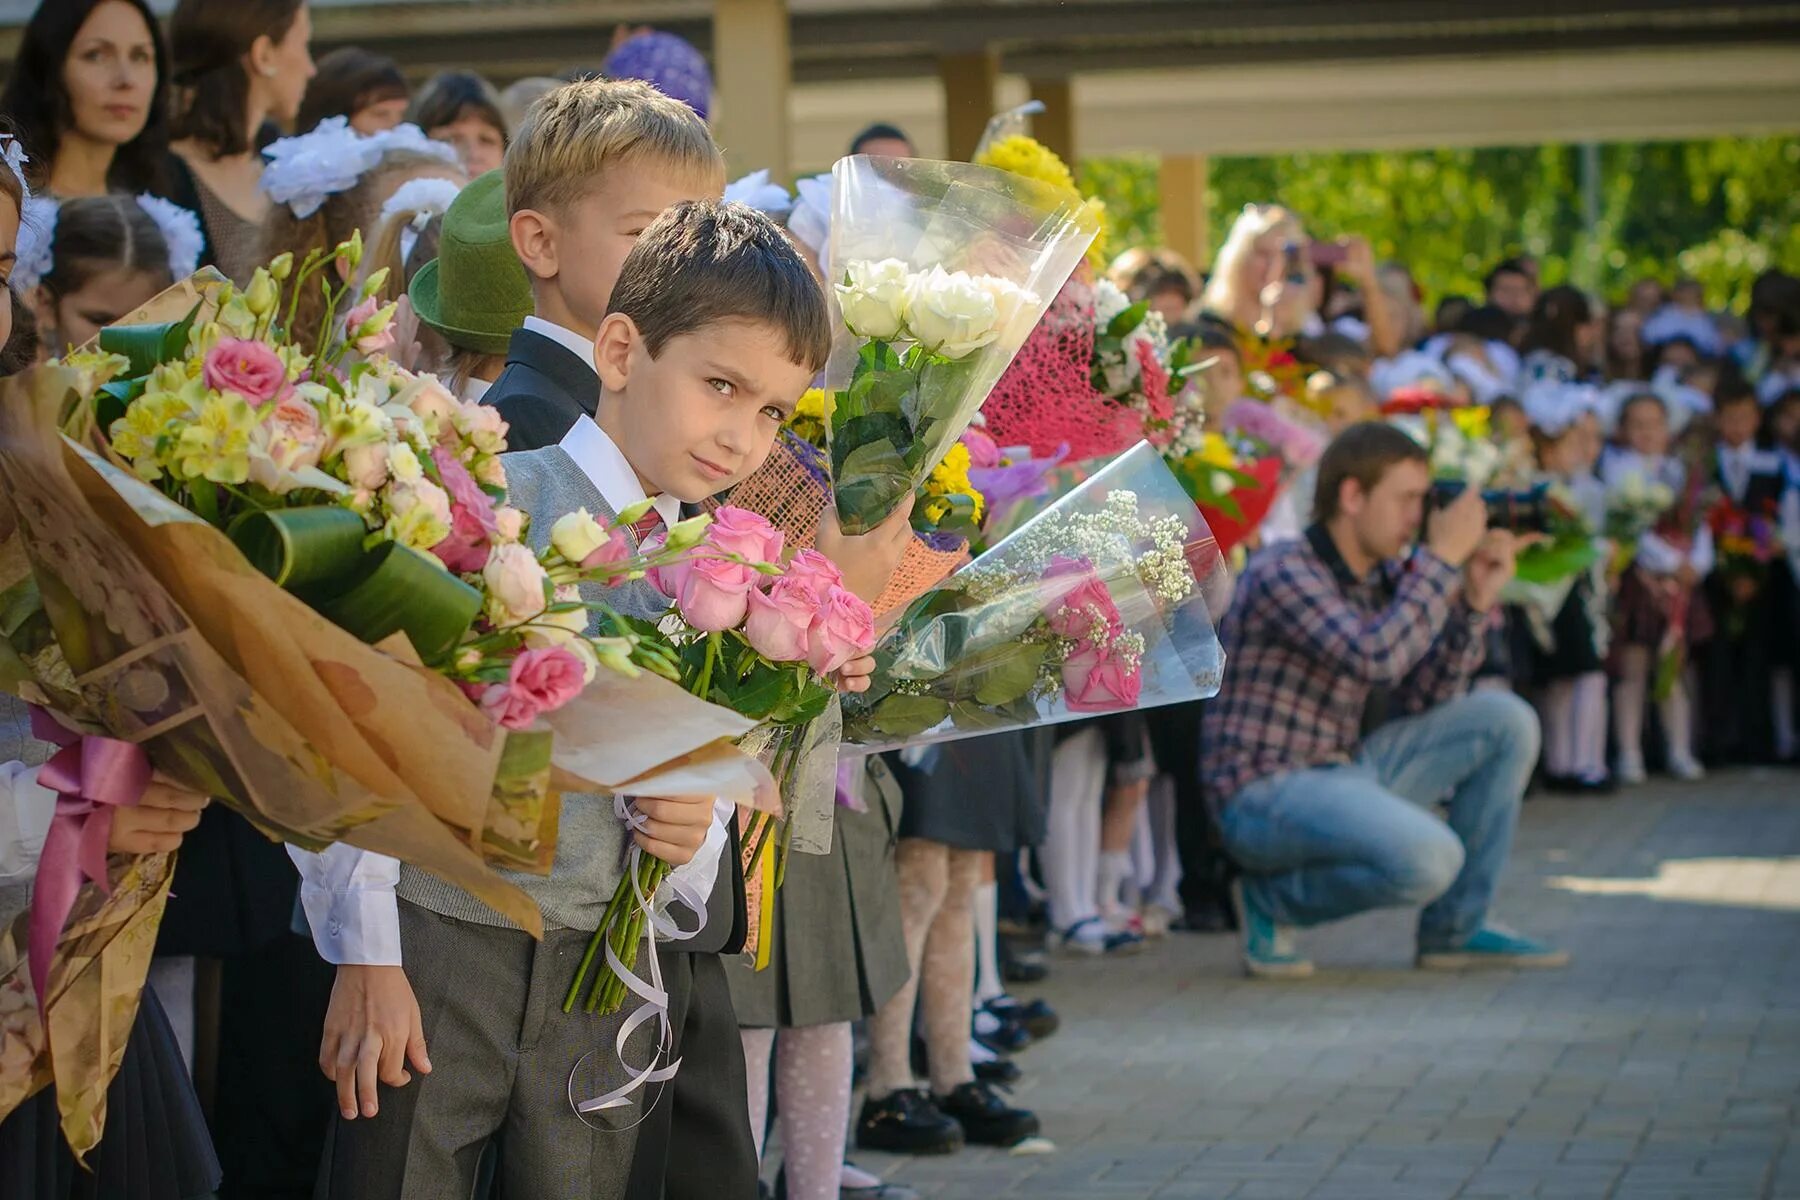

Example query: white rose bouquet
[824,156,1100,534]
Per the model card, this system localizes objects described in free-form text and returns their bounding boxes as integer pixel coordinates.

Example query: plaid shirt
[1201,524,1490,804]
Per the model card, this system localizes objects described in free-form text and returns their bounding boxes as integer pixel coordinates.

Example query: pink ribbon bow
[27,708,152,1011]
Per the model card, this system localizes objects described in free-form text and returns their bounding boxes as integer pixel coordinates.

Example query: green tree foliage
[1077,138,1800,310]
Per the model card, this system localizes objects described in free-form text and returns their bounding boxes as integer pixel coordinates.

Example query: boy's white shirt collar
[559,416,682,534]
[523,315,598,376]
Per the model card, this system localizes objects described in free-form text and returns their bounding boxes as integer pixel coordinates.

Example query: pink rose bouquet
[842,442,1230,750]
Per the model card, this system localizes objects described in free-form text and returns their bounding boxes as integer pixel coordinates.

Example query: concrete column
[940,49,999,161]
[1160,153,1211,268]
[1026,76,1076,165]
[713,0,791,178]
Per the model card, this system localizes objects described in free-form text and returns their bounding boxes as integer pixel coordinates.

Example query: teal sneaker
[1418,924,1570,970]
[1229,879,1313,979]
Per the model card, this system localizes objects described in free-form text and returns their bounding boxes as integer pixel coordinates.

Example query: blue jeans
[1217,690,1541,949]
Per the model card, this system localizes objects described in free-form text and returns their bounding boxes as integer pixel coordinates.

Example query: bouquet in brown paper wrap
[0,251,777,1159]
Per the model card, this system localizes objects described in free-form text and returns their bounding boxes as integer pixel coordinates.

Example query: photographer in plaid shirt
[1202,423,1569,978]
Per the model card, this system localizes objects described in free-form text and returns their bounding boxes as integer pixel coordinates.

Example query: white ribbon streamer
[567,796,709,1125]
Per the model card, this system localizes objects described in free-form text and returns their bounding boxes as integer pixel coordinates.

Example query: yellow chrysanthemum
[1450,405,1492,442]
[785,387,830,449]
[172,390,258,485]
[976,135,1109,269]
[921,441,986,525]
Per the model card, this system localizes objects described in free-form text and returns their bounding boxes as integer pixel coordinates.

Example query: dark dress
[889,729,1046,852]
[727,755,910,1029]
[481,327,601,451]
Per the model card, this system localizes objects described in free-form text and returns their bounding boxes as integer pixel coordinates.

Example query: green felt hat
[407,169,532,357]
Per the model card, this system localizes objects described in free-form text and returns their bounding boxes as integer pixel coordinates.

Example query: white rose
[482,542,549,627]
[835,258,911,341]
[550,508,608,563]
[389,443,422,482]
[904,266,1001,360]
[980,275,1041,352]
[494,506,526,543]
[526,585,590,647]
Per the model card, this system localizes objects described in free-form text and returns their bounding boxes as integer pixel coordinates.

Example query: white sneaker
[1615,752,1647,785]
[1666,754,1706,782]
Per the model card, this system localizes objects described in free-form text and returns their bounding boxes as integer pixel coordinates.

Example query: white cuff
[288,844,403,966]
[0,761,54,881]
[660,800,730,933]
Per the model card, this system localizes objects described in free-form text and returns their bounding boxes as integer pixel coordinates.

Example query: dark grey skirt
[727,756,910,1029]
[890,728,1048,852]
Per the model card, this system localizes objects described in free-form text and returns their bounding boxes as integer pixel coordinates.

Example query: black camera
[1428,479,1554,533]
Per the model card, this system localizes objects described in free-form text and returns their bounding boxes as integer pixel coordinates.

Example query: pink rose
[676,554,757,632]
[641,532,680,597]
[1044,555,1122,645]
[343,442,390,490]
[744,577,819,662]
[482,542,549,626]
[494,506,525,543]
[405,376,459,427]
[780,549,844,602]
[345,296,396,356]
[961,427,1002,468]
[258,391,324,471]
[481,646,587,730]
[705,506,784,578]
[807,584,876,675]
[429,446,500,572]
[581,528,634,570]
[1061,645,1142,713]
[454,402,508,453]
[204,337,286,404]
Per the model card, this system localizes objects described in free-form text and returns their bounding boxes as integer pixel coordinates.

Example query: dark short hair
[296,46,408,133]
[35,194,176,301]
[608,200,832,375]
[1484,258,1531,293]
[0,0,171,193]
[1523,285,1593,362]
[1457,303,1518,343]
[849,122,912,155]
[1312,422,1429,523]
[168,0,306,159]
[407,71,508,144]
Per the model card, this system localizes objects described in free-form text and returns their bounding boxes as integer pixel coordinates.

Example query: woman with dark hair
[161,0,315,282]
[295,45,409,134]
[406,70,507,177]
[0,0,170,197]
[1520,284,1604,387]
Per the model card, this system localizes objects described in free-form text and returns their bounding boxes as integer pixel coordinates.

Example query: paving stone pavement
[851,769,1800,1200]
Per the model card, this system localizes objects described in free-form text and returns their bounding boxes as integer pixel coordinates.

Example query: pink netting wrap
[981,266,1172,460]
[719,432,968,618]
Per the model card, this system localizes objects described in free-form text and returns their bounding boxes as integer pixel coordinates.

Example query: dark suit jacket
[482,327,601,452]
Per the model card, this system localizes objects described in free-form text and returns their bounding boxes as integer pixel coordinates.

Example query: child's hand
[814,494,916,604]
[631,795,715,865]
[108,774,208,855]
[320,965,430,1120]
[832,654,877,695]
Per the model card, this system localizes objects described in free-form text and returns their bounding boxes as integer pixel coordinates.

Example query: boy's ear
[509,209,559,282]
[593,312,638,392]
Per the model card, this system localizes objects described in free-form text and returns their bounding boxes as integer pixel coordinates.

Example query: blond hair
[1201,203,1308,331]
[503,78,724,219]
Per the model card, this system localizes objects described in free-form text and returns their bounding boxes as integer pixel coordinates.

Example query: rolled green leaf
[97,299,204,377]
[229,507,370,589]
[308,541,483,663]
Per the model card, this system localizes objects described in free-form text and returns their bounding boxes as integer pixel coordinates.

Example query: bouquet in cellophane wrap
[823,155,1100,535]
[841,442,1228,751]
[0,250,775,1156]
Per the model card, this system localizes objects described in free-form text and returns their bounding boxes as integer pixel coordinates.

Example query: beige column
[940,49,999,161]
[1160,153,1211,268]
[712,0,791,178]
[1026,76,1075,165]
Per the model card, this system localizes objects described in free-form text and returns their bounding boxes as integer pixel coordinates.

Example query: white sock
[1572,672,1610,780]
[968,1035,998,1064]
[972,880,1004,1005]
[1613,648,1649,767]
[1098,850,1134,920]
[1661,676,1697,765]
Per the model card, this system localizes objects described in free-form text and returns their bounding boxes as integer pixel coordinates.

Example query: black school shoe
[973,1052,1022,1085]
[856,1088,964,1155]
[982,995,1060,1041]
[933,1081,1041,1147]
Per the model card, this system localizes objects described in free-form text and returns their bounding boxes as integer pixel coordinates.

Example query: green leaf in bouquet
[770,679,835,726]
[724,657,796,721]
[866,693,950,737]
[97,299,205,378]
[1513,535,1602,585]
[95,376,147,431]
[835,416,912,476]
[949,700,1028,733]
[306,541,483,664]
[229,506,369,589]
[1107,300,1151,340]
[968,642,1049,707]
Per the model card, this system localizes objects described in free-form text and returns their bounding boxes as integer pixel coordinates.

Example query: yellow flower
[785,387,829,448]
[173,390,258,484]
[1450,405,1492,442]
[1196,431,1240,471]
[921,441,986,524]
[974,135,1108,269]
[109,391,193,480]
